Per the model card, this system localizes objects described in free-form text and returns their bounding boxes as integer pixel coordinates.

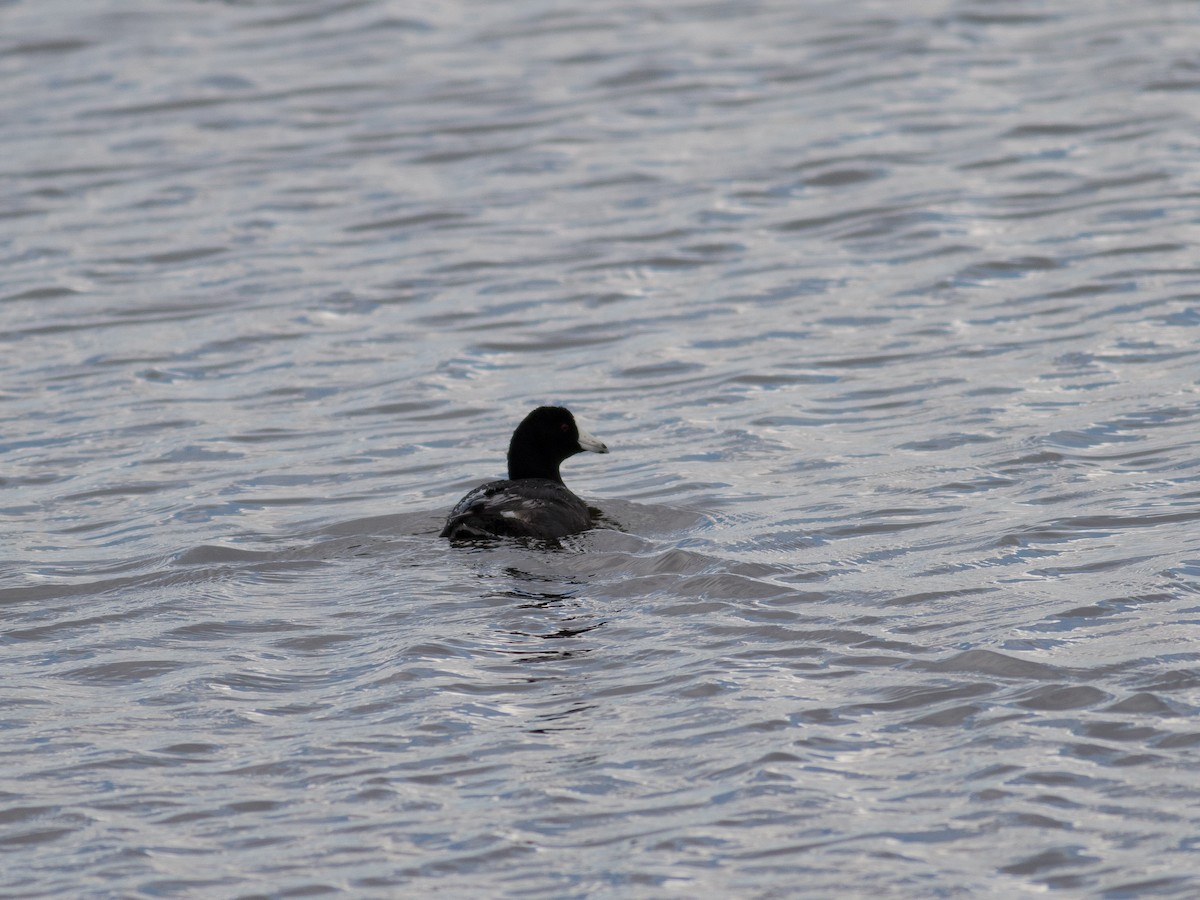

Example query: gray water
[3,0,1200,896]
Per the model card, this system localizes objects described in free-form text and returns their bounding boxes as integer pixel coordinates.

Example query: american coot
[440,406,609,541]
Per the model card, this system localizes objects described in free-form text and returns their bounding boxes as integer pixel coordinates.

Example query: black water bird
[440,406,609,541]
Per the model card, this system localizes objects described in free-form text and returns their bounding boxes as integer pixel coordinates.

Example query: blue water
[3,0,1200,895]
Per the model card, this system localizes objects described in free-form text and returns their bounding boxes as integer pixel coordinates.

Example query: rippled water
[4,0,1200,895]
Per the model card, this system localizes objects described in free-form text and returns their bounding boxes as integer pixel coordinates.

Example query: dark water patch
[166,620,310,641]
[1016,685,1109,711]
[1105,693,1176,716]
[916,650,1069,681]
[345,211,471,233]
[3,286,83,302]
[62,660,186,684]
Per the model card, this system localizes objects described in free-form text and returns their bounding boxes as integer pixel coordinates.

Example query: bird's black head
[507,406,608,482]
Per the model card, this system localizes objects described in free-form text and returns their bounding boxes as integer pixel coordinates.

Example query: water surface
[3,0,1200,895]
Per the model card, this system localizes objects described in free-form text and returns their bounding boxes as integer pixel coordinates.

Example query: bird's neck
[507,447,563,482]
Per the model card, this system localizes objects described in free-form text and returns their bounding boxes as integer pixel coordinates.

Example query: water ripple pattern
[3,0,1200,896]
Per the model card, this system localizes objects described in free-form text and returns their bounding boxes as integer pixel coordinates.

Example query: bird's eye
[560,423,569,433]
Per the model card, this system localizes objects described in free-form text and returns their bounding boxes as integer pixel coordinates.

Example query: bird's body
[440,406,608,542]
[441,478,592,540]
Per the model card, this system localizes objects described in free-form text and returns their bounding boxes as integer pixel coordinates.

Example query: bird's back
[440,478,592,540]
